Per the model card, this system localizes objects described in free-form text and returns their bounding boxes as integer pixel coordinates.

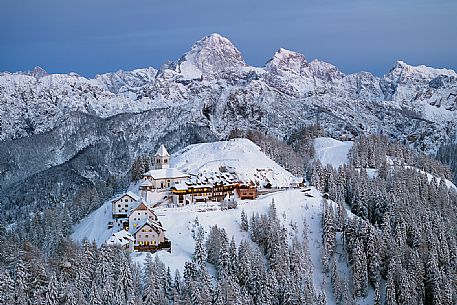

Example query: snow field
[314,137,353,169]
[172,138,297,187]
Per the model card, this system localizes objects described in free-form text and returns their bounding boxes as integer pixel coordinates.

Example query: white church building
[140,144,189,193]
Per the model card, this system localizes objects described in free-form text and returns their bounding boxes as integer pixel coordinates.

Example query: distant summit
[175,33,246,79]
[17,66,49,79]
[265,48,309,76]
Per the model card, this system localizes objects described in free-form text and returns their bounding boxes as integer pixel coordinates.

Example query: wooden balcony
[134,239,172,253]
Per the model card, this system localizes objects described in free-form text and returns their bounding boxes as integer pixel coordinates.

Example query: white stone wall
[112,195,136,216]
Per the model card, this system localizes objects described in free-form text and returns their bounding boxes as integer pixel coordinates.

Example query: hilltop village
[106,144,267,253]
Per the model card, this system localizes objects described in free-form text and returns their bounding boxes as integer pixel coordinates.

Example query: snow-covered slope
[71,197,115,245]
[149,189,334,287]
[312,137,457,190]
[404,165,457,191]
[314,137,353,168]
[72,186,373,304]
[171,138,296,187]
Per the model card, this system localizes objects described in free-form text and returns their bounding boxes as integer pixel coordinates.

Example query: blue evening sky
[1,0,456,77]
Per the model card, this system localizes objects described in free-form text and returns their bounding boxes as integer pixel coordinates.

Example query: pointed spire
[155,144,170,157]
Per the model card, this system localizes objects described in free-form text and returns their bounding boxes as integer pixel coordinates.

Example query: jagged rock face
[96,67,158,95]
[0,33,456,153]
[380,61,457,120]
[266,48,309,77]
[175,33,246,79]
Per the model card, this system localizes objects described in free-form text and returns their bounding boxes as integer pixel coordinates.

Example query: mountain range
[1,33,456,145]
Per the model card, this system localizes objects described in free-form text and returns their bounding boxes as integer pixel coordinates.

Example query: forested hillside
[0,134,455,305]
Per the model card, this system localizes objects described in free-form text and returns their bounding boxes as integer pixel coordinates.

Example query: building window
[164,159,168,164]
[145,235,149,238]
[125,204,128,207]
[118,204,121,207]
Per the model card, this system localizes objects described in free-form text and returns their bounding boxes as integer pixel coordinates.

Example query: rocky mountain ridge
[1,33,456,150]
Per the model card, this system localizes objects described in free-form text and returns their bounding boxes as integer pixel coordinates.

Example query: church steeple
[154,144,170,169]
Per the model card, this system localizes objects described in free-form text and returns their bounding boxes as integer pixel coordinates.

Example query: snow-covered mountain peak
[29,66,48,79]
[265,48,308,76]
[380,60,457,115]
[388,60,456,80]
[175,33,246,79]
[309,59,345,82]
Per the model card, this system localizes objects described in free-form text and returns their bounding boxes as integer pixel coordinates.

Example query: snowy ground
[71,198,115,245]
[314,137,353,169]
[172,138,297,187]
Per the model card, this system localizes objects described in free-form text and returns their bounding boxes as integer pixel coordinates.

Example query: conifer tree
[44,275,59,305]
[14,258,29,305]
[0,269,14,305]
[240,209,249,231]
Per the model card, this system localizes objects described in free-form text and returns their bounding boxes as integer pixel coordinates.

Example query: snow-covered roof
[173,182,189,191]
[155,144,170,157]
[140,179,154,187]
[133,219,165,235]
[143,168,189,180]
[127,201,156,217]
[112,191,140,203]
[106,230,134,246]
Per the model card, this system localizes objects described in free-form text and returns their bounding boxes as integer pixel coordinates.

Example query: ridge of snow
[392,60,456,78]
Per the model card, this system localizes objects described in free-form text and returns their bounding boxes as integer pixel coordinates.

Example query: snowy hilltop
[172,138,296,187]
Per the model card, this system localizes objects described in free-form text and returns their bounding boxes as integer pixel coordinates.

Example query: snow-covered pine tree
[14,257,29,305]
[0,269,14,305]
[240,209,249,231]
[44,275,59,305]
[350,237,368,298]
